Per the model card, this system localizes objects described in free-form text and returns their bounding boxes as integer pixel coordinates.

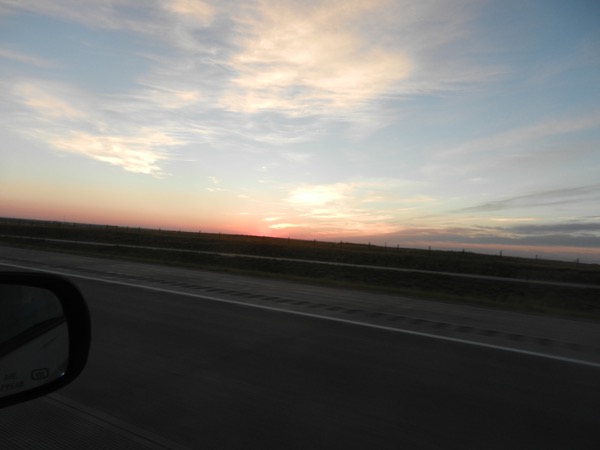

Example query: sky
[1,0,599,263]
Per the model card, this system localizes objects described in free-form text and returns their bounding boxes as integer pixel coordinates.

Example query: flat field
[1,217,599,319]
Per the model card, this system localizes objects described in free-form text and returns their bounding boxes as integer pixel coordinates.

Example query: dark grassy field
[1,217,599,319]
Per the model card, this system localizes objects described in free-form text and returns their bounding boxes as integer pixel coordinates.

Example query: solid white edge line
[3,261,600,369]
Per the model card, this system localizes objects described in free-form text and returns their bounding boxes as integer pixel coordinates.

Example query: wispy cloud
[43,129,177,176]
[421,114,600,190]
[4,78,181,175]
[222,0,411,116]
[264,179,433,236]
[0,47,57,67]
[137,87,203,111]
[1,0,508,175]
[164,0,215,26]
[13,81,84,119]
[348,218,600,262]
[456,183,600,213]
[439,115,600,159]
[288,183,352,208]
[508,222,600,235]
[0,0,212,36]
[5,0,587,189]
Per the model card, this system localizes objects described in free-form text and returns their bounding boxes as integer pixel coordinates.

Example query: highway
[1,248,600,449]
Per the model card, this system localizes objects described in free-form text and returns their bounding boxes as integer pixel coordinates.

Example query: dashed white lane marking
[3,261,600,369]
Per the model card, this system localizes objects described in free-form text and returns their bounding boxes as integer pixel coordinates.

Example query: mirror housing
[0,272,90,408]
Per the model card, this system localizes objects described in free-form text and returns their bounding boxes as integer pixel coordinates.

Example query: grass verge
[2,235,599,321]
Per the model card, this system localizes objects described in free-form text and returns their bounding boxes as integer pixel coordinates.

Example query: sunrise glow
[1,0,599,262]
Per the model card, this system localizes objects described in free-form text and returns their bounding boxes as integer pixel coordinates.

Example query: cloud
[222,0,411,116]
[1,0,154,32]
[457,183,600,213]
[288,184,351,207]
[0,0,538,176]
[0,47,57,67]
[0,0,217,47]
[43,129,178,176]
[137,87,203,110]
[2,1,147,32]
[265,179,432,236]
[4,78,182,176]
[490,218,537,223]
[282,152,311,163]
[347,219,600,262]
[508,222,600,235]
[214,0,505,145]
[421,114,600,186]
[269,223,302,230]
[439,115,600,159]
[13,82,84,119]
[165,0,215,26]
[5,1,500,135]
[458,228,600,249]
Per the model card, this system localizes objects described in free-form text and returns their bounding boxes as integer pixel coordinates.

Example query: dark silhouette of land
[1,217,599,319]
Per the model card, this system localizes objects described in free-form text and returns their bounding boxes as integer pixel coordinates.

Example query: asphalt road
[1,250,599,449]
[21,278,600,448]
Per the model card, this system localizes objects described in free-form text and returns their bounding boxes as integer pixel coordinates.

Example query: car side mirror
[0,272,91,408]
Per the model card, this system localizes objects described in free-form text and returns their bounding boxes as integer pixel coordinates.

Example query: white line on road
[3,261,600,369]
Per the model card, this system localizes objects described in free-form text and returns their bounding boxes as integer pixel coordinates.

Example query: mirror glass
[0,285,69,399]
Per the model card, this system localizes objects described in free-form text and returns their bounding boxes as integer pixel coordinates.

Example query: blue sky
[1,0,599,262]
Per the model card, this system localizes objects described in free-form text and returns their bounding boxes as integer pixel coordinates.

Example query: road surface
[1,247,599,449]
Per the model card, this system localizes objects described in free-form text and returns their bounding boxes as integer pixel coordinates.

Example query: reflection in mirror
[0,285,69,399]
